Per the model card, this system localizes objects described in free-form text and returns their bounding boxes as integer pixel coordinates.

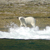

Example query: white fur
[18,17,36,27]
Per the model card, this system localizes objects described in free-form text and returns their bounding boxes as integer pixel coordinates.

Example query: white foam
[0,23,50,40]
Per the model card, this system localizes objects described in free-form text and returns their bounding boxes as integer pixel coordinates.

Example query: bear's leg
[24,24,27,27]
[31,23,35,28]
[20,23,23,27]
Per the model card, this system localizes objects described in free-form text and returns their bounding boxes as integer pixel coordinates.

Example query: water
[0,23,50,40]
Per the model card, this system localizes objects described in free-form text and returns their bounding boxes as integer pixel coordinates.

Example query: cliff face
[0,0,33,4]
[0,0,50,4]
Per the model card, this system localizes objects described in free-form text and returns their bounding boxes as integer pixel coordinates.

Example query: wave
[0,23,50,40]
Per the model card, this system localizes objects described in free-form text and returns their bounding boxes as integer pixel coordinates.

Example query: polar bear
[17,16,36,27]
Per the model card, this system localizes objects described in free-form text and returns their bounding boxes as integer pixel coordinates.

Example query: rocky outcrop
[0,0,50,4]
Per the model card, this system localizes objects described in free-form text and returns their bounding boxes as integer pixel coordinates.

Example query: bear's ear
[17,17,19,19]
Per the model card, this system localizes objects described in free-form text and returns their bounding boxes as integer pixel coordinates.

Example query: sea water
[0,23,50,40]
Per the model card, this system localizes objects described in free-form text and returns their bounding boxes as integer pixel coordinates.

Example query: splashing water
[0,23,50,40]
